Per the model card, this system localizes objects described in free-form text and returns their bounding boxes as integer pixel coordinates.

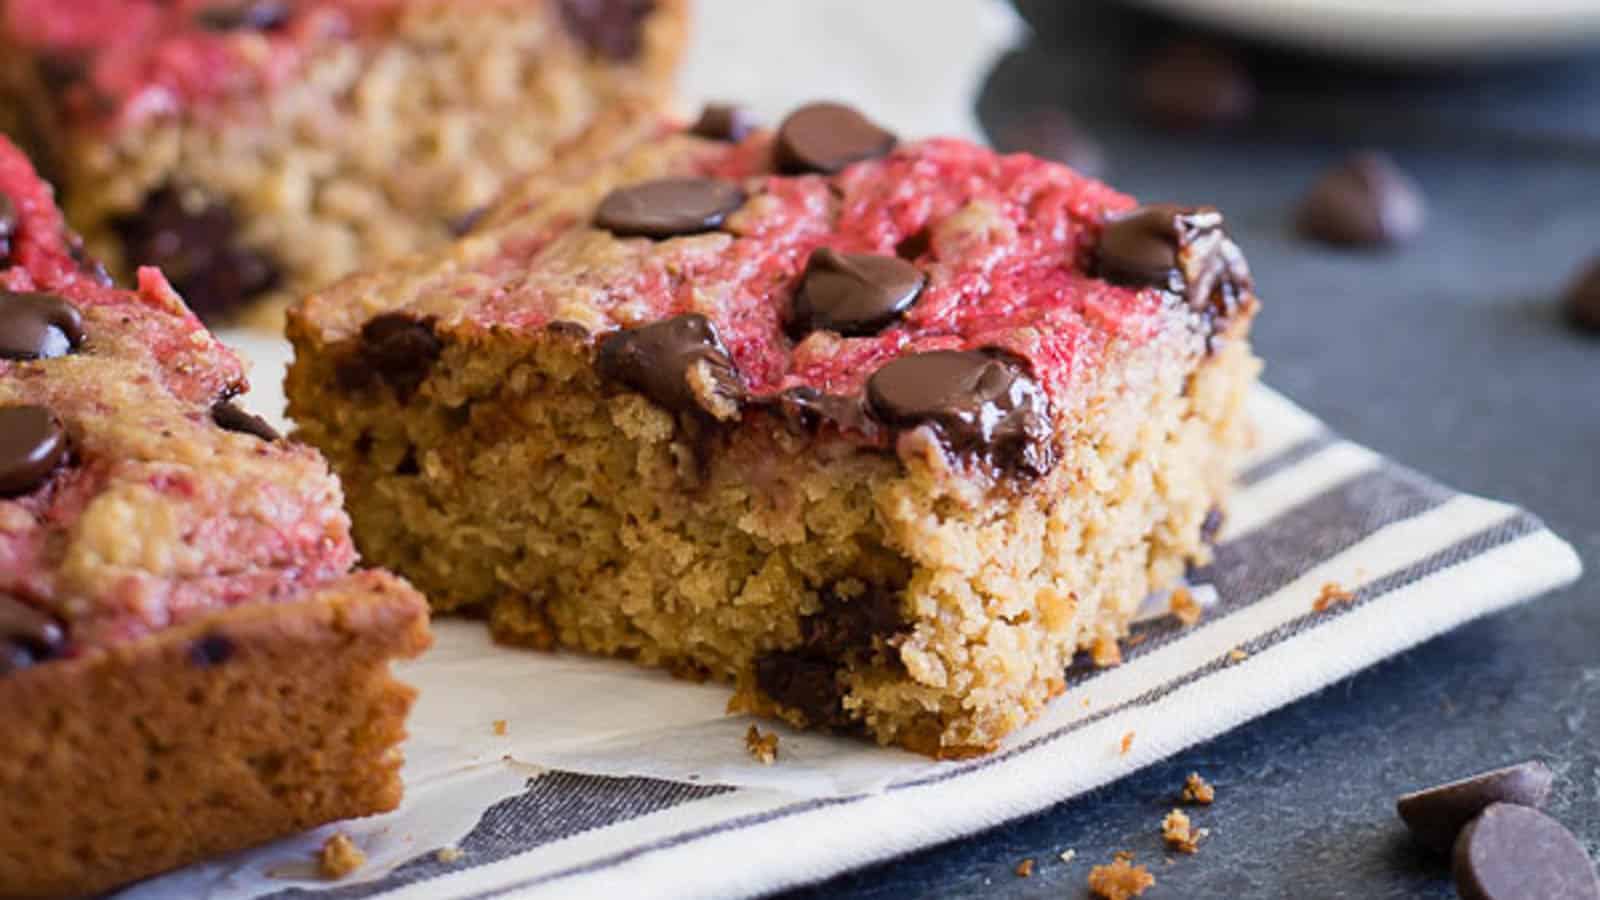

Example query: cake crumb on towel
[1014,858,1035,878]
[1092,636,1124,668]
[1313,581,1356,612]
[1182,772,1216,805]
[1162,809,1206,853]
[436,847,465,864]
[318,834,365,880]
[1088,853,1155,899]
[745,725,779,764]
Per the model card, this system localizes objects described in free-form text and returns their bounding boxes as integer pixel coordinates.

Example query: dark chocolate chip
[0,593,65,676]
[0,405,67,497]
[776,102,897,175]
[594,178,746,240]
[800,585,905,658]
[1096,204,1252,327]
[595,314,744,420]
[112,185,281,323]
[0,291,84,360]
[992,110,1106,180]
[689,103,759,143]
[893,228,932,262]
[211,399,280,442]
[1138,41,1256,132]
[335,314,443,402]
[789,248,925,338]
[196,1,289,30]
[1398,761,1555,855]
[188,632,235,668]
[753,652,847,728]
[1453,803,1600,900]
[557,0,654,60]
[866,349,1054,478]
[768,387,875,437]
[1563,258,1600,334]
[1296,152,1425,248]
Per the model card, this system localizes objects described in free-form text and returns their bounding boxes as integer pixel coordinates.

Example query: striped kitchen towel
[124,384,1582,900]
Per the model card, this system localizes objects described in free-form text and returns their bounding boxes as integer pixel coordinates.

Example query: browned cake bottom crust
[0,572,430,898]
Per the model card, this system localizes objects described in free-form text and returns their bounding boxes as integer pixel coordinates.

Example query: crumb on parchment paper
[1088,853,1155,899]
[1119,731,1135,755]
[492,719,508,736]
[1169,587,1204,626]
[745,724,779,764]
[1312,581,1356,612]
[318,833,365,880]
[1182,772,1215,805]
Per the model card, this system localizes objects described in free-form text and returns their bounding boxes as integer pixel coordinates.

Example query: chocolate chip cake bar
[0,138,430,896]
[286,102,1261,757]
[0,0,687,326]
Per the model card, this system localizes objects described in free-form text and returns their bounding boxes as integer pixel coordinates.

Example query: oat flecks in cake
[318,833,366,880]
[1313,582,1356,613]
[745,724,780,765]
[1169,587,1203,626]
[285,101,1264,757]
[1182,772,1216,806]
[1014,857,1035,878]
[1088,854,1156,899]
[1162,808,1206,854]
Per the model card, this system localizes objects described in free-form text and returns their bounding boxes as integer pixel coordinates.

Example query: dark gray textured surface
[783,3,1600,897]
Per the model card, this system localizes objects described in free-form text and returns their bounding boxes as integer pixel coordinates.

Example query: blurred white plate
[1125,0,1600,61]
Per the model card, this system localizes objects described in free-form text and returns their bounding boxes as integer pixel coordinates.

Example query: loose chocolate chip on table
[112,185,280,323]
[595,314,744,419]
[1564,257,1600,333]
[196,1,290,30]
[776,102,897,175]
[188,632,235,668]
[212,399,280,442]
[1296,152,1425,248]
[866,349,1054,477]
[0,593,65,676]
[335,314,443,402]
[1138,41,1256,132]
[594,178,745,240]
[991,110,1106,180]
[0,290,85,360]
[1096,204,1252,324]
[789,248,925,338]
[689,103,759,143]
[557,0,654,60]
[1454,803,1600,900]
[0,405,68,496]
[1398,761,1555,854]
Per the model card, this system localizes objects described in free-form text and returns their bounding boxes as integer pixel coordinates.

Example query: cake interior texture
[287,114,1261,756]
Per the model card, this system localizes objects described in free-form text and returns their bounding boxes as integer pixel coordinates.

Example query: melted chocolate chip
[1138,41,1256,132]
[594,178,745,240]
[1399,762,1555,855]
[335,314,443,402]
[196,1,289,30]
[689,103,759,143]
[112,185,281,323]
[188,632,235,668]
[768,387,875,437]
[1453,804,1600,900]
[1096,204,1252,335]
[789,248,925,338]
[753,585,905,729]
[211,399,280,442]
[1297,152,1425,248]
[0,405,68,496]
[1566,258,1600,334]
[595,314,744,420]
[755,652,845,727]
[866,349,1054,478]
[0,291,84,360]
[557,0,654,60]
[775,102,897,175]
[0,593,65,676]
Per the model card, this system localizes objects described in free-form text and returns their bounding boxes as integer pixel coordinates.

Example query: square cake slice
[0,0,687,326]
[0,138,430,896]
[286,101,1260,757]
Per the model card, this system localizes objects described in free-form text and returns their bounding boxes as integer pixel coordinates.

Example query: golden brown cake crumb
[1169,587,1204,626]
[745,725,780,765]
[1162,809,1206,854]
[1093,636,1125,668]
[1015,858,1036,878]
[1312,581,1356,612]
[1227,647,1249,663]
[1120,731,1136,755]
[318,833,365,880]
[492,719,509,736]
[1182,772,1216,805]
[1088,855,1156,899]
[436,846,465,864]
